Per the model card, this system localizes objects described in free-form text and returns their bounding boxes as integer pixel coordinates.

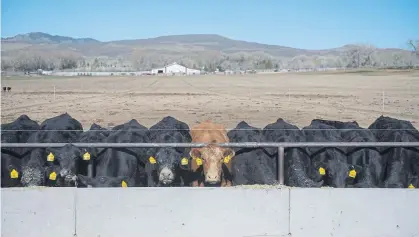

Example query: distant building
[151,62,201,75]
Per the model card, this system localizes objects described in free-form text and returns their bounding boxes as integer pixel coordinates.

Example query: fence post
[278,146,285,185]
[87,160,93,178]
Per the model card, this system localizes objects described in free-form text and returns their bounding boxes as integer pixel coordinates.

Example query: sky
[1,0,418,50]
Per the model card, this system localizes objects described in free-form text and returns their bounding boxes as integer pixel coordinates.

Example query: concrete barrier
[1,187,76,237]
[289,188,419,237]
[1,187,418,237]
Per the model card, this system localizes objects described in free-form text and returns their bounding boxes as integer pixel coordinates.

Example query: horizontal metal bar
[1,142,419,148]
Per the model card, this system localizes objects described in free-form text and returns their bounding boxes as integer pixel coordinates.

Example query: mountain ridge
[2,31,393,51]
[1,32,417,71]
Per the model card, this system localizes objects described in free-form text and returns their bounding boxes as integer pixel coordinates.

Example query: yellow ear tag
[47,152,55,162]
[10,169,19,179]
[181,158,188,165]
[223,155,232,164]
[408,184,415,189]
[349,169,357,178]
[318,167,326,176]
[121,180,127,188]
[83,152,91,161]
[195,158,203,166]
[149,156,157,164]
[49,172,57,181]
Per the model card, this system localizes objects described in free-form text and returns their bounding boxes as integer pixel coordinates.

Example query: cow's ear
[45,147,58,162]
[223,148,235,159]
[190,148,201,159]
[77,175,92,186]
[315,162,327,176]
[349,164,362,178]
[117,176,130,187]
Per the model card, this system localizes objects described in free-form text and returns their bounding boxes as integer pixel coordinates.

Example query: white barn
[151,62,201,75]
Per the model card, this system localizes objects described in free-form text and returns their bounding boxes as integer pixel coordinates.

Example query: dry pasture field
[1,71,419,130]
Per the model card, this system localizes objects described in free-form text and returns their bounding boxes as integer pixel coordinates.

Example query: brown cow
[189,120,235,187]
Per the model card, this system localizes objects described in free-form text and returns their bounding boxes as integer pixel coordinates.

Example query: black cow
[227,121,277,185]
[44,164,64,187]
[263,119,323,187]
[312,119,385,188]
[78,119,149,187]
[45,144,83,186]
[21,113,83,187]
[303,120,349,188]
[147,116,191,142]
[369,116,419,188]
[1,154,22,187]
[77,175,132,188]
[1,115,40,158]
[77,123,110,179]
[146,116,192,187]
[1,115,40,187]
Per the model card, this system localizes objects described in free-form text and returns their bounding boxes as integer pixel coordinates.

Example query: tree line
[2,42,418,72]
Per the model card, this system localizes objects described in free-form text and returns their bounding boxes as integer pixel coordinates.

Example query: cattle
[311,119,385,188]
[77,123,110,179]
[303,120,349,188]
[1,114,40,158]
[189,120,235,187]
[21,113,83,187]
[368,116,419,188]
[44,144,84,186]
[77,175,132,188]
[7,87,11,92]
[263,118,323,187]
[227,121,277,185]
[83,119,149,187]
[146,116,192,187]
[44,164,63,187]
[1,154,22,187]
[1,115,40,187]
[2,87,5,92]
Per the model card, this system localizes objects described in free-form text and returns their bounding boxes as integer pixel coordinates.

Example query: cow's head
[190,145,235,184]
[21,149,46,187]
[44,165,63,187]
[147,147,190,186]
[77,175,130,188]
[3,160,21,187]
[45,145,81,184]
[314,159,353,188]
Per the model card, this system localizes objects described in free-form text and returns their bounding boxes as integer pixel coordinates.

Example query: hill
[1,32,417,71]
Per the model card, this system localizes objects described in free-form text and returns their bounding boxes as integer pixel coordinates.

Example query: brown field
[1,71,419,130]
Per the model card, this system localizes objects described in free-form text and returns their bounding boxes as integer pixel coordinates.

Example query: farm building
[151,62,201,75]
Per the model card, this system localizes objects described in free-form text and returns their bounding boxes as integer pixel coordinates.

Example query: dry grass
[1,72,418,129]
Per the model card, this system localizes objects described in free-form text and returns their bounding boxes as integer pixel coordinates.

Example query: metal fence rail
[2,142,419,185]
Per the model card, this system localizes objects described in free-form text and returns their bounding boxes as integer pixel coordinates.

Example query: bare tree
[408,40,418,57]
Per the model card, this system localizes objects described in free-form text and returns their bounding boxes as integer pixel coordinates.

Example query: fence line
[2,129,419,132]
[2,142,419,185]
[2,142,419,148]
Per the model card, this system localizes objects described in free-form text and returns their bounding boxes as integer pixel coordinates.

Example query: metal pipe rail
[2,142,419,185]
[2,142,419,148]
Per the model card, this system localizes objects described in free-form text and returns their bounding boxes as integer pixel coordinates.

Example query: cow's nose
[60,169,68,177]
[206,175,219,180]
[162,173,172,179]
[160,168,174,179]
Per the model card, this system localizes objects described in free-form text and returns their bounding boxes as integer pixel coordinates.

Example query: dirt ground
[1,70,419,130]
